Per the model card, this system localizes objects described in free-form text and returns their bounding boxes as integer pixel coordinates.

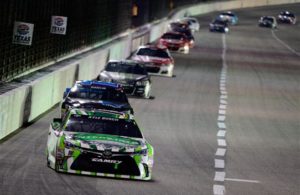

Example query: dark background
[0,0,210,82]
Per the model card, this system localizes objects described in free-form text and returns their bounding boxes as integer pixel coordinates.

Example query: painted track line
[271,30,300,57]
[214,34,228,195]
[225,178,261,183]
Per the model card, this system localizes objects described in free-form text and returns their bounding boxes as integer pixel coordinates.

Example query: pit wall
[0,0,299,139]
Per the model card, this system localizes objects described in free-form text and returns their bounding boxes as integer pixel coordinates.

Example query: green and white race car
[46,108,154,180]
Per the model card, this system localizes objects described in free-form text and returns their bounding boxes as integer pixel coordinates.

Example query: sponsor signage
[50,16,67,35]
[12,21,34,46]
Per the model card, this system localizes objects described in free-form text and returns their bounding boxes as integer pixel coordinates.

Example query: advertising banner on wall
[50,16,68,35]
[12,21,34,46]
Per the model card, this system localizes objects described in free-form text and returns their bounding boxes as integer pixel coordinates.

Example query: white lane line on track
[220,95,228,99]
[217,130,226,137]
[220,90,227,95]
[220,86,226,91]
[214,33,228,195]
[225,178,261,183]
[214,172,226,182]
[271,30,300,57]
[220,99,227,105]
[218,122,226,129]
[215,148,226,156]
[213,185,225,195]
[218,109,226,115]
[218,115,226,122]
[218,139,227,147]
[215,159,225,168]
[219,105,227,110]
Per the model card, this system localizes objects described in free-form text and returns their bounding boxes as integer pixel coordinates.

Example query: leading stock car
[46,108,154,180]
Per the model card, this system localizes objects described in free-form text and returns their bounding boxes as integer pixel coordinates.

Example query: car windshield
[105,62,147,75]
[172,28,193,39]
[213,20,226,25]
[221,13,234,17]
[136,48,170,58]
[65,115,143,138]
[282,12,294,17]
[162,33,185,40]
[264,17,274,22]
[68,87,128,102]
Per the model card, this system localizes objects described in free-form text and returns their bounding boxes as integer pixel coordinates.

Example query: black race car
[209,19,229,33]
[258,16,277,28]
[278,11,296,24]
[168,22,195,45]
[98,60,152,99]
[61,80,133,117]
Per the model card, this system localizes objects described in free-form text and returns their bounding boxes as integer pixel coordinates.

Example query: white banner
[12,21,34,46]
[50,16,68,35]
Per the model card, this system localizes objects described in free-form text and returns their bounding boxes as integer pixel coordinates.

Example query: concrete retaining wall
[1,0,299,140]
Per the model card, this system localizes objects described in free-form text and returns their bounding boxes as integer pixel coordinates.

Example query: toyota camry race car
[46,109,154,180]
[61,80,133,117]
[278,11,296,24]
[209,19,229,33]
[98,60,152,98]
[131,45,174,77]
[258,16,277,28]
[158,32,191,54]
[218,11,238,25]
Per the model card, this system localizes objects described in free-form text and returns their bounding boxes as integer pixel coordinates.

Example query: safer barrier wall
[172,0,300,20]
[1,0,300,140]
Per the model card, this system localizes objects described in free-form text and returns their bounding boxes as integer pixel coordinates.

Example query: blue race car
[209,19,229,33]
[61,80,133,118]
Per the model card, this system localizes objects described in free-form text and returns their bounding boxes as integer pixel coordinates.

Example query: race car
[178,17,200,32]
[168,22,190,32]
[278,11,296,24]
[158,32,191,54]
[97,60,152,99]
[61,80,133,117]
[209,19,229,33]
[218,11,238,25]
[46,108,154,180]
[258,16,277,28]
[131,45,174,77]
[168,22,195,46]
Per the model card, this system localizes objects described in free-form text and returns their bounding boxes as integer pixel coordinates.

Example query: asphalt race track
[0,3,299,195]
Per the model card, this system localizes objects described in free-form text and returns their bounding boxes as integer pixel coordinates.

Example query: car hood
[162,39,184,44]
[133,55,171,64]
[67,98,131,109]
[101,71,147,81]
[63,132,145,152]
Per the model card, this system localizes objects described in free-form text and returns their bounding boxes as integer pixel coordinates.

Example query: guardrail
[0,0,299,140]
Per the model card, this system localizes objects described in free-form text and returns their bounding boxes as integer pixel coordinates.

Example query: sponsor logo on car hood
[69,98,130,109]
[64,132,144,152]
[133,55,171,65]
[101,72,147,81]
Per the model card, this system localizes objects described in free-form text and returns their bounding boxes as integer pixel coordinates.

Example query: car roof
[75,80,121,89]
[138,44,167,51]
[163,31,185,36]
[69,108,132,120]
[107,60,143,66]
